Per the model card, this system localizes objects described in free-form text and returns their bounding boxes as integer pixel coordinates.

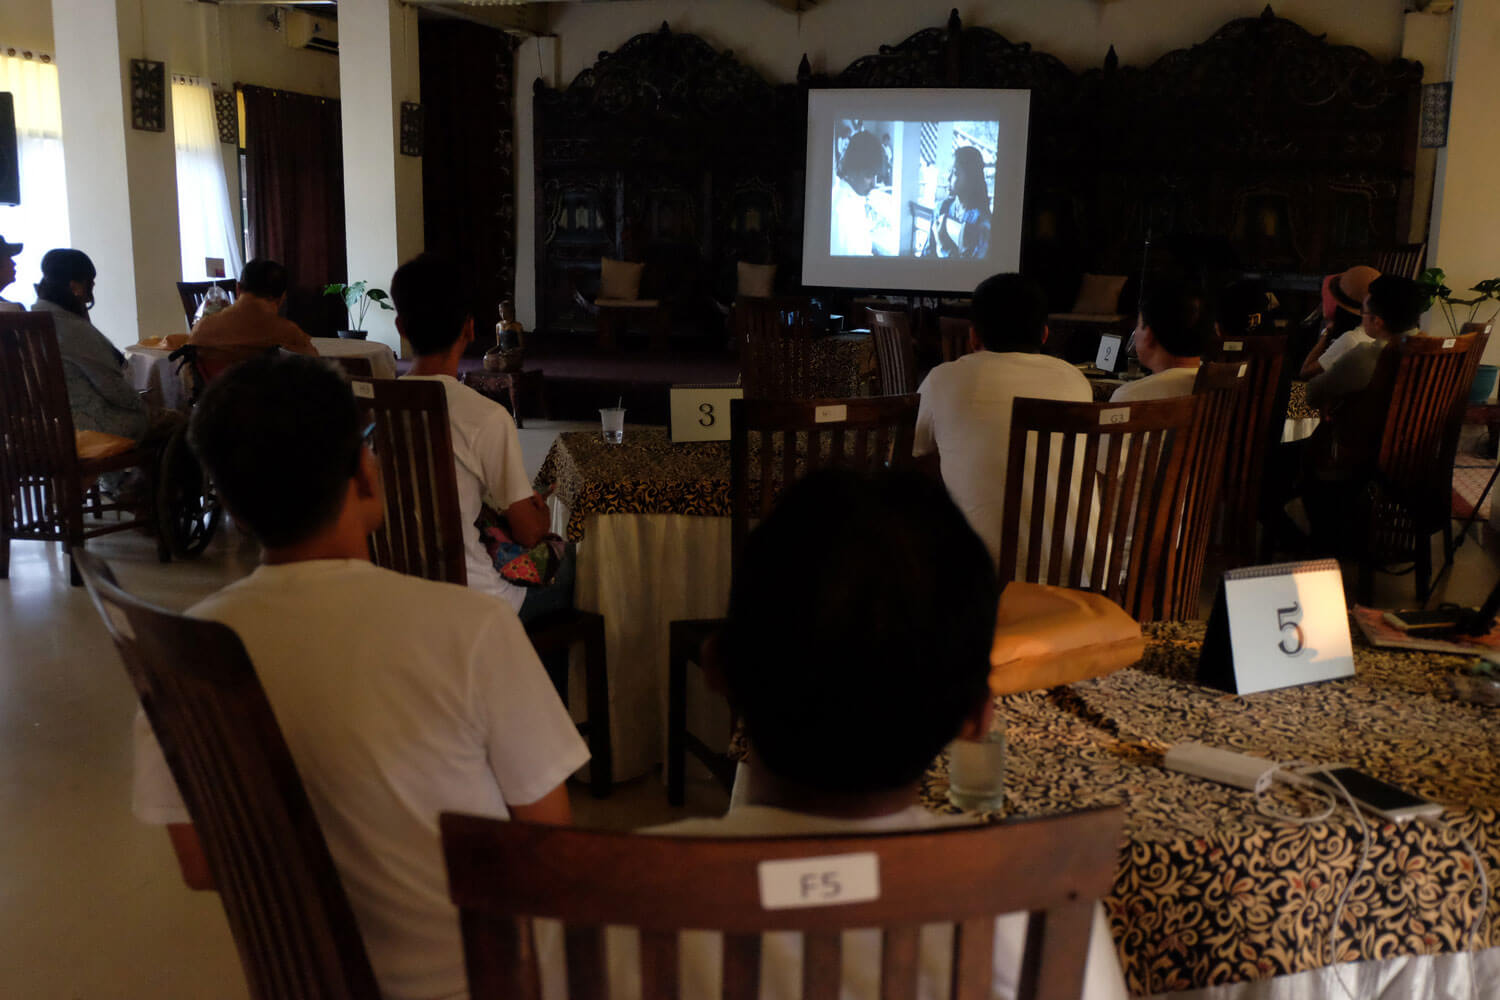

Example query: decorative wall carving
[129,59,165,132]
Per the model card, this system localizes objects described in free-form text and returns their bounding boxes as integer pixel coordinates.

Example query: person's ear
[956,692,996,741]
[462,315,475,346]
[967,325,983,354]
[353,447,385,529]
[395,314,407,338]
[1040,323,1050,345]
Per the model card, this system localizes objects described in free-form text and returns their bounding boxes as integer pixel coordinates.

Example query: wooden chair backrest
[735,296,823,399]
[442,806,1124,1000]
[176,279,239,330]
[349,377,467,585]
[1369,332,1478,505]
[1372,242,1426,280]
[1000,395,1208,622]
[1180,362,1249,606]
[325,354,374,378]
[72,550,380,1000]
[0,311,83,536]
[868,307,917,395]
[939,315,972,363]
[728,395,918,567]
[1204,335,1287,567]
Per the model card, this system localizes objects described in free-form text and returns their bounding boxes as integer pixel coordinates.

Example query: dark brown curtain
[241,84,347,338]
[419,21,517,352]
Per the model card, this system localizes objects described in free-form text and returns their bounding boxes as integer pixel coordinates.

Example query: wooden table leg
[507,376,524,429]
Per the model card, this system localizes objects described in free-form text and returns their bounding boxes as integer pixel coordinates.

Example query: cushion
[988,582,1145,695]
[1071,273,1128,316]
[136,333,189,350]
[595,298,661,309]
[75,430,138,461]
[599,258,644,301]
[737,262,777,298]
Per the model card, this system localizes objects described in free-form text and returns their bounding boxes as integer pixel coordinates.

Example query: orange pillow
[599,258,644,301]
[75,430,138,461]
[989,582,1144,695]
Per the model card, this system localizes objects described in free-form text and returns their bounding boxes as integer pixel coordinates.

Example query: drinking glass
[946,725,1006,813]
[599,407,626,445]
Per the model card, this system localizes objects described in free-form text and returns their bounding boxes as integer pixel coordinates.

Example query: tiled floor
[2,419,1496,996]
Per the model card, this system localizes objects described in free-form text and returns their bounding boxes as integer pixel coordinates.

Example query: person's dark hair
[1139,282,1204,358]
[35,248,97,317]
[950,146,989,211]
[1213,279,1277,337]
[722,468,1000,795]
[237,258,289,300]
[1365,274,1424,334]
[838,131,884,182]
[390,252,469,356]
[188,354,364,549]
[969,272,1048,352]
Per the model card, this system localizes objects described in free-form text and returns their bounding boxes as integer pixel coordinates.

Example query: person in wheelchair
[188,257,317,373]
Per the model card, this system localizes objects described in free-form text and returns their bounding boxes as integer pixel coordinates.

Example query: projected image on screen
[830,119,998,260]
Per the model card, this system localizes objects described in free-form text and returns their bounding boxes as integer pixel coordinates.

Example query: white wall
[541,0,1409,83]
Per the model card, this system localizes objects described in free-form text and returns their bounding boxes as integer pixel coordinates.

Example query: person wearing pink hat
[1297,264,1380,380]
[0,235,22,311]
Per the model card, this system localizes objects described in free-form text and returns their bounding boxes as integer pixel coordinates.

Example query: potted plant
[323,281,394,340]
[1416,267,1500,336]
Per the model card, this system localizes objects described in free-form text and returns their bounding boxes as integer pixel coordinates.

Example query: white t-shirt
[540,804,1126,1000]
[1318,325,1373,372]
[403,374,533,610]
[133,559,590,1000]
[1108,364,1198,403]
[914,351,1095,567]
[831,176,873,257]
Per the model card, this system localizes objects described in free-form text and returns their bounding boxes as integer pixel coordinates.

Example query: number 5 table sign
[1197,560,1355,695]
[669,384,743,443]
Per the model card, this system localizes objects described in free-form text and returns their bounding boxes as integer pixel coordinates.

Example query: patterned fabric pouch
[476,503,565,587]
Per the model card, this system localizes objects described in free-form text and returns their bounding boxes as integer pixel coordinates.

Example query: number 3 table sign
[1197,560,1355,695]
[669,384,744,443]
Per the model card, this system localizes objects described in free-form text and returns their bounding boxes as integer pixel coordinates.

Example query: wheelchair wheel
[157,426,221,557]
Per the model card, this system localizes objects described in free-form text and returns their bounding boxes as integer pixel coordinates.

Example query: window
[0,51,69,307]
[171,77,242,281]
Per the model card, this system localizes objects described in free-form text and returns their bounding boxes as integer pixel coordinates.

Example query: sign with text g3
[757,852,880,910]
[669,384,743,443]
[1197,560,1355,695]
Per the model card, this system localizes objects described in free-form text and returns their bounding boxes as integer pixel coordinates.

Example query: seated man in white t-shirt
[635,468,1128,1000]
[133,355,589,1000]
[913,273,1094,567]
[390,253,571,628]
[1109,282,1203,403]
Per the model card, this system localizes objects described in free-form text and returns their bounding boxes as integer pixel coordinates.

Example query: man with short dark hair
[187,257,317,355]
[639,469,1127,1000]
[913,272,1093,564]
[391,253,559,620]
[1305,273,1424,410]
[0,235,22,310]
[133,354,588,1000]
[1110,283,1203,402]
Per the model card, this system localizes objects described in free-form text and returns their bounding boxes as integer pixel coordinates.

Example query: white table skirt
[1148,946,1499,1000]
[552,499,732,782]
[125,337,398,410]
[1283,416,1319,443]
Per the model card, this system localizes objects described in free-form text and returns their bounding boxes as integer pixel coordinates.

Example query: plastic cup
[599,407,625,444]
[946,728,1006,813]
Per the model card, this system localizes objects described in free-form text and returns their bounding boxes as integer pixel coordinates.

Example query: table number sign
[1198,560,1354,695]
[758,852,879,910]
[669,384,742,443]
[1096,333,1122,373]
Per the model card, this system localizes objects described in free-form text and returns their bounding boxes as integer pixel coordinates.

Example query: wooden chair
[0,311,169,585]
[176,279,239,330]
[1183,362,1249,606]
[1373,242,1427,280]
[73,550,380,1000]
[667,395,919,805]
[939,315,974,363]
[350,377,613,796]
[441,805,1125,1000]
[734,296,824,399]
[324,354,374,378]
[1204,334,1287,568]
[999,395,1217,622]
[1350,332,1478,603]
[868,307,918,395]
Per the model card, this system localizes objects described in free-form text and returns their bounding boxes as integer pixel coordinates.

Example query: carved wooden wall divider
[532,5,1421,339]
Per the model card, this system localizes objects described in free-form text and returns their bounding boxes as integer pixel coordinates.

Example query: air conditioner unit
[285,11,338,55]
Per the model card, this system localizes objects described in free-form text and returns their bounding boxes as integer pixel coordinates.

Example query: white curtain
[171,79,242,282]
[0,53,69,307]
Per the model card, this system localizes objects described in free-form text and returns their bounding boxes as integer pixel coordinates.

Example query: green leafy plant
[323,281,393,331]
[1416,267,1500,336]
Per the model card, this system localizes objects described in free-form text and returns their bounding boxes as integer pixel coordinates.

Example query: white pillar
[53,0,182,346]
[337,0,423,354]
[514,36,557,332]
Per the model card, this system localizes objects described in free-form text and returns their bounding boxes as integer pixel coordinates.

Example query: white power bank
[1163,742,1278,790]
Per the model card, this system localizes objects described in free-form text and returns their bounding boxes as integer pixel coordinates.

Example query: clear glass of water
[946,726,1006,814]
[599,407,626,444]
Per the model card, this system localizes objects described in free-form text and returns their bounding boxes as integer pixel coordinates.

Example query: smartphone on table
[1293,765,1444,822]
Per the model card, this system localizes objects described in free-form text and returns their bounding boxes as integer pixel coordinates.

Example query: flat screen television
[0,93,18,206]
[801,87,1030,293]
